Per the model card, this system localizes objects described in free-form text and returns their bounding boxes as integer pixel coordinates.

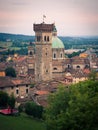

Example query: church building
[27,21,91,84]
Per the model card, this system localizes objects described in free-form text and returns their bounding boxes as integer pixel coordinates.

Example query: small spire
[53,23,57,36]
[53,24,57,32]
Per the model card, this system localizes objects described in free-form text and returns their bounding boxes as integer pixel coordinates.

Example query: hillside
[0,113,46,130]
[0,33,35,42]
[0,33,98,50]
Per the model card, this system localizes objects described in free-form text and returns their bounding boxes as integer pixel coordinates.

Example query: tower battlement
[33,23,54,32]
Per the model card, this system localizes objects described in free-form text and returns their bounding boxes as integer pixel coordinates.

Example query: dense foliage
[8,94,16,110]
[67,51,82,58]
[5,67,16,77]
[0,55,7,62]
[45,80,98,130]
[0,91,9,108]
[25,102,43,119]
[0,91,16,109]
[0,33,34,42]
[60,36,98,49]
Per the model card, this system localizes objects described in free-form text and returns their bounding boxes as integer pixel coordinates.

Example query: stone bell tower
[33,23,54,82]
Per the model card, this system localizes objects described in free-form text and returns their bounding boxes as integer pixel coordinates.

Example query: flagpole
[43,15,46,23]
[43,15,44,23]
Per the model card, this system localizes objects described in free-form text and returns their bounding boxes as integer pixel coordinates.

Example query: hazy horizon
[0,0,98,36]
[1,32,98,38]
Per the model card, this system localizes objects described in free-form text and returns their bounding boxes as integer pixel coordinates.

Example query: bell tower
[33,23,54,82]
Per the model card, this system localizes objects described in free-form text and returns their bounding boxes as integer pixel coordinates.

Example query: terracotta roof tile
[11,79,22,85]
[0,77,14,87]
[35,90,49,95]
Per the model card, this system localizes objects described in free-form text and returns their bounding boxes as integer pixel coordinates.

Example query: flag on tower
[43,15,46,23]
[43,15,46,18]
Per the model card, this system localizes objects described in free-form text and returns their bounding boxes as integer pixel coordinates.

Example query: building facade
[0,77,30,98]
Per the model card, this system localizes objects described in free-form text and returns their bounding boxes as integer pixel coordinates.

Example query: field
[9,47,21,51]
[0,41,12,48]
[0,113,46,130]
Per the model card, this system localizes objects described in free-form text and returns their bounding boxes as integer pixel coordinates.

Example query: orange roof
[83,69,90,74]
[15,56,27,62]
[12,79,22,85]
[79,53,88,58]
[35,90,49,95]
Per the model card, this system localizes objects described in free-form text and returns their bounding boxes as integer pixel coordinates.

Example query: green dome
[52,36,64,49]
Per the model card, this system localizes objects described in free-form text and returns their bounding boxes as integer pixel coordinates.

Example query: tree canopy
[0,91,16,109]
[25,102,43,119]
[0,91,9,108]
[5,67,16,77]
[44,80,98,130]
[8,94,16,110]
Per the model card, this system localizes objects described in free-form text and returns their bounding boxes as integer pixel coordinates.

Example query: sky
[0,0,98,36]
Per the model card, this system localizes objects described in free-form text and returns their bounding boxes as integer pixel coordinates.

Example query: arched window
[30,51,33,55]
[68,64,70,69]
[44,36,46,41]
[53,68,57,70]
[60,53,63,58]
[26,89,28,94]
[85,64,89,68]
[37,36,41,41]
[16,89,19,94]
[76,65,80,69]
[53,53,56,58]
[47,36,49,41]
[46,69,48,73]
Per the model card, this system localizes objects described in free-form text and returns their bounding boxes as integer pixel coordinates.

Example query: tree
[8,94,16,112]
[44,80,98,130]
[5,67,16,77]
[18,104,24,113]
[0,91,9,108]
[25,102,43,119]
[0,55,7,62]
[89,70,97,81]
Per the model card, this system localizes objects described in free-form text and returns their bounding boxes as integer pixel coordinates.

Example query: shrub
[25,102,43,119]
[0,91,9,108]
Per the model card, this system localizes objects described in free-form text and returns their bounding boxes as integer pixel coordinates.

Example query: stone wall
[35,30,53,82]
[0,85,30,98]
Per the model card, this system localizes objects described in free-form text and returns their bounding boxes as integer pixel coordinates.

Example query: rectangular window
[47,36,49,41]
[26,89,28,94]
[16,85,18,88]
[44,36,46,41]
[26,85,28,87]
[54,53,56,58]
[11,86,14,89]
[60,53,63,58]
[46,69,48,73]
[16,89,19,94]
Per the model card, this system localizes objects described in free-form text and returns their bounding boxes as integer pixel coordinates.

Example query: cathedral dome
[52,36,64,49]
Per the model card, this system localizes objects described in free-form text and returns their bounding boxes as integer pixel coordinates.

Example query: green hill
[0,114,46,130]
[0,33,35,42]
